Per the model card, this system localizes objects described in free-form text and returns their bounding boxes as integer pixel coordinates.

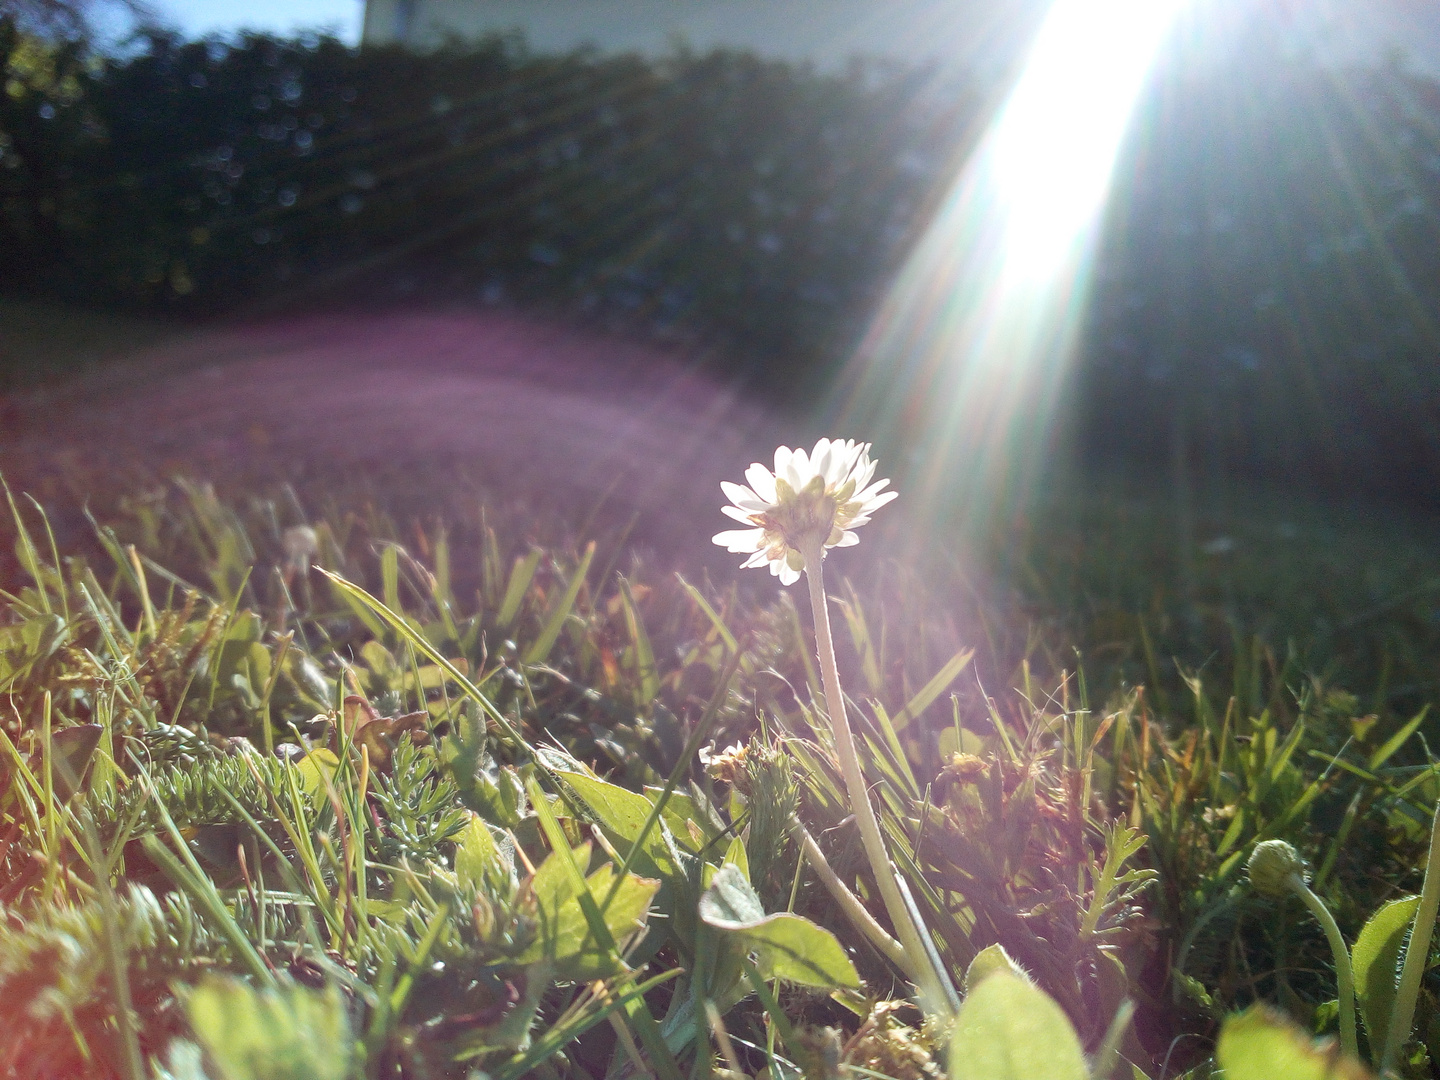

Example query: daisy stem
[800,538,957,1016]
[1286,871,1357,1062]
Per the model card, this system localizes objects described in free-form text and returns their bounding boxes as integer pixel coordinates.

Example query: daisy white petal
[811,439,834,486]
[744,463,778,504]
[721,480,768,511]
[713,528,765,552]
[785,446,809,492]
[716,437,896,585]
[856,477,891,502]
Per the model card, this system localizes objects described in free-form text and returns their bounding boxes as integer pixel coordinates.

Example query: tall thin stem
[1288,873,1357,1061]
[800,539,956,1014]
[1382,802,1440,1074]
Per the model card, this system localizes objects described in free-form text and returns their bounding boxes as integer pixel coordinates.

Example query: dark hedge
[1082,23,1440,498]
[0,22,977,384]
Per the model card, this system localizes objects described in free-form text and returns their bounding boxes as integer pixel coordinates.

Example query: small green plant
[182,977,354,1080]
[1247,840,1359,1059]
[1,464,1437,1079]
[1244,809,1440,1076]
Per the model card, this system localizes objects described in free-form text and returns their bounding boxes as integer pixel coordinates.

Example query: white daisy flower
[713,438,898,585]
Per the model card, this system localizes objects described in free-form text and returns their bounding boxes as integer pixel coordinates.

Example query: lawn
[3,310,1440,1079]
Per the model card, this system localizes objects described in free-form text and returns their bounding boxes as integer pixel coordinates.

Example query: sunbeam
[830,0,1185,542]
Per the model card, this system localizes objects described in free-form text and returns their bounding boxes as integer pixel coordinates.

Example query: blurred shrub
[0,21,976,386]
[1081,19,1440,498]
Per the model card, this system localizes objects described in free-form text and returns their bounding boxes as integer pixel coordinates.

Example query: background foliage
[6,17,1440,493]
[0,22,971,385]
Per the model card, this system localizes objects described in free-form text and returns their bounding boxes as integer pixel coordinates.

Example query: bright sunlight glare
[831,0,1184,540]
[992,0,1180,278]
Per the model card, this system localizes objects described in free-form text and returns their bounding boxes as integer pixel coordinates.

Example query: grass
[991,464,1440,715]
[0,296,185,390]
[0,443,1439,1078]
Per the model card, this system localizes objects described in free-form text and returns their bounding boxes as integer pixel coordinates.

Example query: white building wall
[361,0,1440,81]
[361,0,1047,80]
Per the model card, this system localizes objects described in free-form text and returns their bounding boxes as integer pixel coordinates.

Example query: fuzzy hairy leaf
[742,914,859,989]
[1216,1006,1372,1080]
[964,943,1029,992]
[949,971,1088,1080]
[556,768,688,870]
[1352,895,1420,1053]
[699,865,858,989]
[698,863,767,927]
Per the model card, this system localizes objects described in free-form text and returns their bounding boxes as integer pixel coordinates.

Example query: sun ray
[829,0,1185,541]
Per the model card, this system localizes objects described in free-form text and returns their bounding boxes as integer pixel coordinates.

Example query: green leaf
[742,913,860,989]
[1370,708,1429,771]
[186,976,352,1080]
[643,786,715,853]
[526,779,684,1080]
[45,723,102,802]
[837,587,883,695]
[452,961,550,1056]
[676,574,738,655]
[294,747,339,799]
[1216,1005,1372,1080]
[517,842,660,980]
[557,768,651,835]
[498,548,542,629]
[454,813,517,900]
[1081,822,1158,939]
[964,943,1029,993]
[891,646,975,732]
[1215,805,1248,858]
[321,570,528,752]
[364,898,409,923]
[380,543,401,614]
[869,701,919,798]
[949,971,1088,1080]
[328,576,387,640]
[698,863,767,927]
[618,577,660,706]
[1352,895,1421,1053]
[556,768,683,874]
[698,865,859,990]
[723,835,749,882]
[359,640,398,680]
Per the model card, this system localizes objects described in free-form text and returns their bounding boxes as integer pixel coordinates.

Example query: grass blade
[524,542,594,666]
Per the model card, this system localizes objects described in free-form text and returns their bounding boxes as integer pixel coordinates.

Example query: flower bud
[1247,839,1307,898]
[283,524,319,572]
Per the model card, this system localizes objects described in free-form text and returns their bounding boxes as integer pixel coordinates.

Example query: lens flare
[831,0,1184,539]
